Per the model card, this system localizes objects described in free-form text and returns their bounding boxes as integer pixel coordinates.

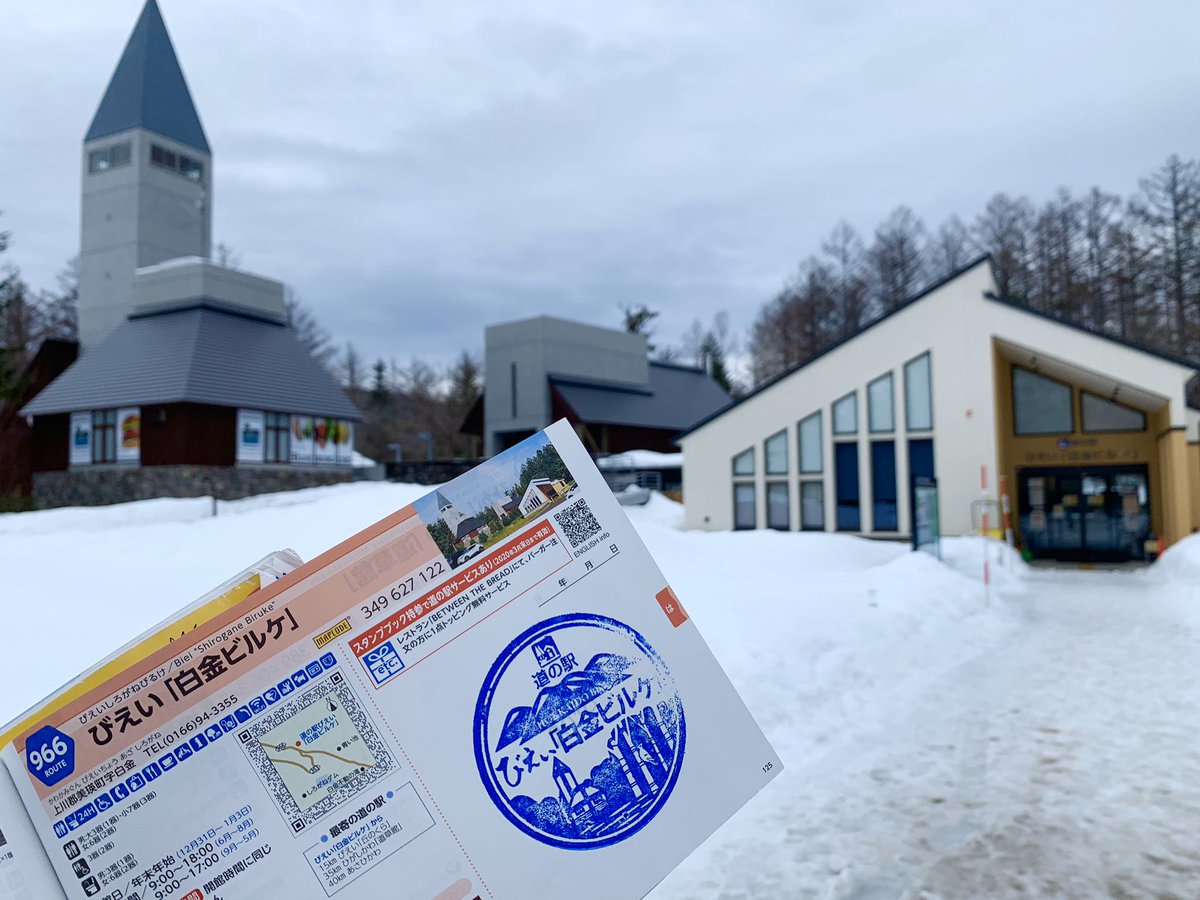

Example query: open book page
[0,551,303,900]
[3,423,781,900]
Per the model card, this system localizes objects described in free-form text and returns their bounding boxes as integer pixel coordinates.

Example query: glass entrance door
[1017,465,1150,561]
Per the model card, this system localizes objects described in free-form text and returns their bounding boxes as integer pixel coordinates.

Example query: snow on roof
[597,450,683,470]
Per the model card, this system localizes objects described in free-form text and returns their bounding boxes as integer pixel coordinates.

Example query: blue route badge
[474,613,686,850]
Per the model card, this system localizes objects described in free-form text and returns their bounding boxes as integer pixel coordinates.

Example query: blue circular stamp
[473,613,686,850]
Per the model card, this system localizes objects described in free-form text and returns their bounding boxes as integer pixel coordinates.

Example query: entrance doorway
[1017,465,1151,561]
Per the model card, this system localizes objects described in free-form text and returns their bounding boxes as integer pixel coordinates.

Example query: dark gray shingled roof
[550,362,730,430]
[455,517,485,541]
[22,305,361,420]
[85,0,210,153]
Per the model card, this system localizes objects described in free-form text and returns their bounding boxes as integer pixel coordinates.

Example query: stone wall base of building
[383,459,484,485]
[32,465,356,509]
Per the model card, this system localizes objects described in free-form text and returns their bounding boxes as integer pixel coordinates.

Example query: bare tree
[869,206,927,311]
[1081,188,1121,330]
[214,242,243,269]
[821,222,870,337]
[1030,189,1083,320]
[974,193,1034,300]
[284,288,336,370]
[621,304,659,352]
[1106,212,1153,341]
[1131,155,1200,354]
[37,256,79,341]
[928,215,975,279]
[748,259,838,385]
[337,342,364,391]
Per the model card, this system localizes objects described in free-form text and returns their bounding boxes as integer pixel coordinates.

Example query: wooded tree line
[341,349,481,464]
[749,154,1200,385]
[0,216,79,403]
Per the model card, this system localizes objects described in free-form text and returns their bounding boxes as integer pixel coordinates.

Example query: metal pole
[1000,473,1014,562]
[980,465,990,606]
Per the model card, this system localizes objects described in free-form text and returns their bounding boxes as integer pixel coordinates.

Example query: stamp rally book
[0,421,780,899]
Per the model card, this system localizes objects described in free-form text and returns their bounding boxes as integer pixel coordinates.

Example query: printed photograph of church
[414,431,577,567]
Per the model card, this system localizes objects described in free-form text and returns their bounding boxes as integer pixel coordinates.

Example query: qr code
[553,500,602,548]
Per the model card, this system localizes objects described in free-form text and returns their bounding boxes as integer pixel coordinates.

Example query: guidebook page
[3,422,781,900]
[0,552,302,900]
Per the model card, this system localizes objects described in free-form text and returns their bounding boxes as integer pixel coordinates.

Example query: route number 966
[25,725,75,787]
[28,735,68,771]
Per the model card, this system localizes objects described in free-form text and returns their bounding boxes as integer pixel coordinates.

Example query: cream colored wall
[681,260,1199,540]
[680,262,999,535]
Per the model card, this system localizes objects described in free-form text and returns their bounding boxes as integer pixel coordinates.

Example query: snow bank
[1143,531,1200,581]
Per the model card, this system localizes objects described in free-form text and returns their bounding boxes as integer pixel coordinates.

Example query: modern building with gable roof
[678,257,1200,562]
[17,0,361,507]
[468,315,731,458]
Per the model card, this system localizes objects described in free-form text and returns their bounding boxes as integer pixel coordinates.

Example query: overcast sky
[4,0,1200,373]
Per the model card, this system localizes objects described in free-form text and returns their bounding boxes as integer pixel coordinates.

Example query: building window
[766,482,789,530]
[150,143,204,183]
[734,483,756,530]
[92,409,117,463]
[1013,366,1074,435]
[732,447,755,476]
[799,412,822,474]
[833,392,858,435]
[765,430,788,475]
[150,144,177,170]
[801,481,825,530]
[265,412,291,463]
[871,441,898,531]
[1081,392,1146,433]
[834,442,860,530]
[87,141,132,173]
[904,352,933,430]
[868,372,894,433]
[179,155,204,182]
[908,438,935,533]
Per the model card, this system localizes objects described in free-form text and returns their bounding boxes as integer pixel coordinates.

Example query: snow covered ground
[3,485,1199,897]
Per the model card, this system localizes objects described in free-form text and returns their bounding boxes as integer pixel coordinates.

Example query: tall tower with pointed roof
[79,0,212,350]
[437,489,468,535]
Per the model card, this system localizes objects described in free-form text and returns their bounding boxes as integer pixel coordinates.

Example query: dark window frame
[265,411,291,463]
[870,440,899,532]
[868,371,895,434]
[1012,365,1076,436]
[732,447,755,477]
[903,351,934,431]
[798,411,823,474]
[764,429,789,476]
[1079,391,1147,434]
[92,409,118,463]
[832,391,858,436]
[87,141,132,174]
[150,143,204,184]
[834,440,861,531]
[733,482,757,530]
[766,481,789,530]
[800,480,825,531]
